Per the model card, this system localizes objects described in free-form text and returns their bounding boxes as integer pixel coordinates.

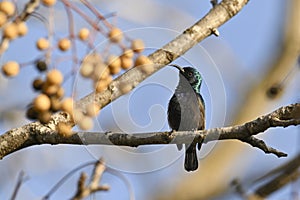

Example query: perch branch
[0,104,299,159]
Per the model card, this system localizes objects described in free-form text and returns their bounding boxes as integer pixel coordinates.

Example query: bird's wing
[167,94,181,131]
[197,93,205,130]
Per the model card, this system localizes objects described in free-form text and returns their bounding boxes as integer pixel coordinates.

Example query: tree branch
[233,153,300,199]
[0,104,299,159]
[251,153,300,198]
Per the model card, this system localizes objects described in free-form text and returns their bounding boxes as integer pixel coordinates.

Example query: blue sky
[1,0,299,199]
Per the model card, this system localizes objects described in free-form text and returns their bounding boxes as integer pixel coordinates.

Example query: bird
[167,64,205,172]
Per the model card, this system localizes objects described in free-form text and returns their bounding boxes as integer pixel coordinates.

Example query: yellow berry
[0,1,15,16]
[38,111,52,124]
[56,87,65,99]
[84,53,102,64]
[58,38,71,51]
[93,64,109,81]
[78,28,89,41]
[134,55,154,74]
[17,21,28,36]
[2,61,19,77]
[0,11,7,27]
[42,82,59,96]
[94,81,107,93]
[121,56,133,70]
[42,0,56,7]
[50,97,61,112]
[36,38,50,50]
[108,27,123,43]
[57,122,73,137]
[131,39,145,53]
[61,98,74,114]
[86,103,100,117]
[134,55,152,66]
[80,63,94,78]
[78,116,93,130]
[109,65,121,75]
[73,109,84,124]
[46,69,63,85]
[34,94,51,112]
[123,49,134,58]
[3,23,18,40]
[107,55,121,69]
[104,75,113,85]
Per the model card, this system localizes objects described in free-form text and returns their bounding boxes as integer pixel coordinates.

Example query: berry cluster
[0,1,27,76]
[27,69,66,123]
[0,1,28,40]
[80,33,152,93]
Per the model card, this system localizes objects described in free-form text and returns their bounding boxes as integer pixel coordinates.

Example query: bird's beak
[169,64,184,73]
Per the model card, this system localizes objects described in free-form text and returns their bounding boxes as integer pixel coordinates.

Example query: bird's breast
[168,91,204,131]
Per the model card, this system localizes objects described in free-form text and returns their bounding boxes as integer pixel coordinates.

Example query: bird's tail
[176,144,183,150]
[184,144,198,172]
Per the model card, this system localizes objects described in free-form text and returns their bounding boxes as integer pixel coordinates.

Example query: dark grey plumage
[167,65,205,172]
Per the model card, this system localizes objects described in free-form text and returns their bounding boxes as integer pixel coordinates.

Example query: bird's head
[170,64,203,93]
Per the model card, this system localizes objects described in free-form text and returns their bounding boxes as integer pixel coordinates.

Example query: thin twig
[71,158,109,200]
[10,171,28,200]
[80,0,113,29]
[43,161,96,199]
[63,2,79,89]
[61,0,104,33]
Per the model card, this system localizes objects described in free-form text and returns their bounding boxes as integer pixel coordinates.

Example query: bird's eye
[188,72,193,77]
